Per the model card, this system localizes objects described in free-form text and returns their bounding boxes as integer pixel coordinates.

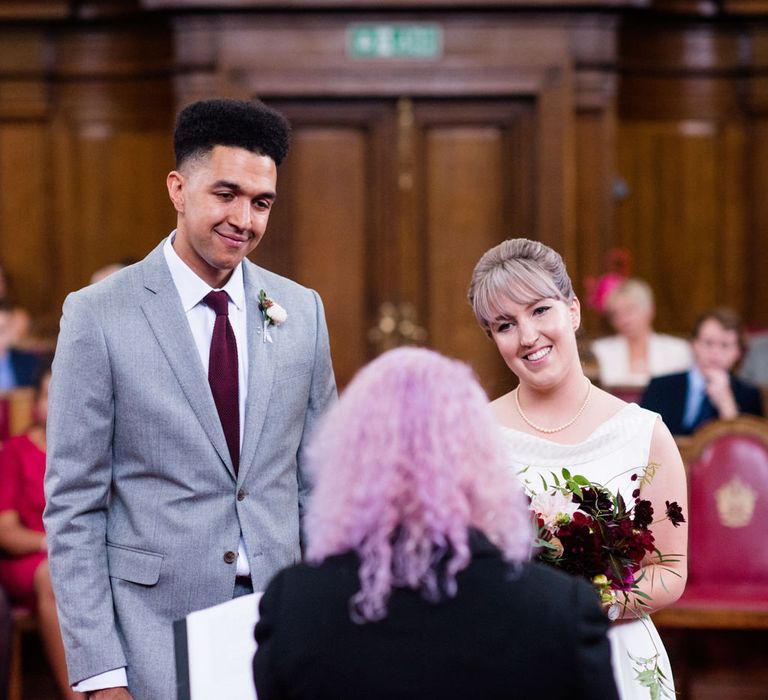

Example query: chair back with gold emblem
[654,416,768,629]
[687,416,768,584]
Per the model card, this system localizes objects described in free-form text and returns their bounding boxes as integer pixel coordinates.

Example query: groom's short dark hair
[173,98,291,168]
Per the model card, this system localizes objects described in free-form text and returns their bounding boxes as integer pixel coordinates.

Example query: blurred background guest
[642,307,763,435]
[0,266,30,352]
[739,330,768,389]
[88,258,138,286]
[0,368,82,699]
[0,302,39,392]
[253,347,619,700]
[591,278,691,389]
[89,263,125,286]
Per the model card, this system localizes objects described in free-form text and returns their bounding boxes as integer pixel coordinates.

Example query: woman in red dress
[0,368,83,699]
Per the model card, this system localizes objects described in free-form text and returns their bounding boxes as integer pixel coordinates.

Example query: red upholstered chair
[653,416,768,629]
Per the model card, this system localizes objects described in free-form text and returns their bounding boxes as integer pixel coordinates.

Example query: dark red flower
[665,500,686,527]
[633,499,654,528]
[574,487,613,516]
[553,513,604,579]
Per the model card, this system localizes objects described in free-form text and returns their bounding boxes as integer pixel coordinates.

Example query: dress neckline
[498,402,636,446]
[498,403,658,468]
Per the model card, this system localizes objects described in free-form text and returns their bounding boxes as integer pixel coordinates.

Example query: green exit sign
[347,24,443,59]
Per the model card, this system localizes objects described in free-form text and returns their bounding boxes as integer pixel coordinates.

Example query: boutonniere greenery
[258,289,287,343]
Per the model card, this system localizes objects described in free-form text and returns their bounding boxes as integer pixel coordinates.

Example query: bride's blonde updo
[468,238,574,333]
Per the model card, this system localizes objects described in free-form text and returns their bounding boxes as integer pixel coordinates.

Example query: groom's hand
[88,688,133,700]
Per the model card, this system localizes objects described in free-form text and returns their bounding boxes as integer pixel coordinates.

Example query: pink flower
[531,489,581,528]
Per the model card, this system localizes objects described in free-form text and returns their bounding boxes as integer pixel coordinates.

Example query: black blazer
[641,370,764,435]
[253,534,619,700]
[8,349,40,388]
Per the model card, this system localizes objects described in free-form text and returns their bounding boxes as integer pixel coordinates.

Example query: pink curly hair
[305,347,532,622]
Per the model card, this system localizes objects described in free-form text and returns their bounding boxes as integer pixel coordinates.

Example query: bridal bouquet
[526,467,685,698]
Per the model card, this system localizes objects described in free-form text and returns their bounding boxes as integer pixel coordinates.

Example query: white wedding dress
[500,403,675,700]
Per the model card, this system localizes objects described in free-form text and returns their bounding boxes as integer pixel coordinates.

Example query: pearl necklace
[514,379,593,434]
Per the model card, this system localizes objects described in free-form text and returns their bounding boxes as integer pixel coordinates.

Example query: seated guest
[591,278,691,388]
[0,369,82,699]
[641,307,763,435]
[0,301,39,391]
[253,347,619,700]
[0,266,31,351]
[740,331,768,387]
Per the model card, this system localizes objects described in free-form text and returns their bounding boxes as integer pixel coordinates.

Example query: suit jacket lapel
[239,262,276,482]
[139,242,236,477]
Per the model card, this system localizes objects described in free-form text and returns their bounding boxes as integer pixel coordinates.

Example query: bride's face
[489,294,581,390]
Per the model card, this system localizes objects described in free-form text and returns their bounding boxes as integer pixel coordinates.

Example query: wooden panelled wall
[2,5,768,393]
[617,19,768,334]
[0,18,176,338]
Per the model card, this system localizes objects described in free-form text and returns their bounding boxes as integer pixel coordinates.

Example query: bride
[468,238,688,699]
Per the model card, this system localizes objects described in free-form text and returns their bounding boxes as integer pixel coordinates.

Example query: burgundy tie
[203,290,239,474]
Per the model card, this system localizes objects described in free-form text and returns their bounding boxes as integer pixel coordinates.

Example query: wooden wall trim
[143,0,645,10]
[0,1,68,20]
[174,13,573,96]
[172,12,579,256]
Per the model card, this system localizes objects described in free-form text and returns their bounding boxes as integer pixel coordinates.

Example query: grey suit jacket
[43,240,336,699]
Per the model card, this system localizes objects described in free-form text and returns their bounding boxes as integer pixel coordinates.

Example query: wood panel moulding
[0,1,69,19]
[146,0,645,9]
[615,121,734,333]
[253,101,394,387]
[180,14,572,98]
[569,14,619,110]
[619,22,749,121]
[53,24,173,78]
[172,11,577,255]
[50,80,175,302]
[717,0,768,14]
[745,118,768,328]
[0,29,50,120]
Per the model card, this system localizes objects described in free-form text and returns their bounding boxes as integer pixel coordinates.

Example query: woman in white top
[591,278,691,388]
[467,239,688,699]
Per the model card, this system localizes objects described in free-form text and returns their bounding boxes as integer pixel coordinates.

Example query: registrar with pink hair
[253,347,620,700]
[305,346,531,619]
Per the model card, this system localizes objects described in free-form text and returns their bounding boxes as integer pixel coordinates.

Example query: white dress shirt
[682,365,708,430]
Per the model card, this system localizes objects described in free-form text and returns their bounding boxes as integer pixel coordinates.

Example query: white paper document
[175,592,263,700]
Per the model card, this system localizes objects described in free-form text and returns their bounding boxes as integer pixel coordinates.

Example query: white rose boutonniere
[258,289,287,343]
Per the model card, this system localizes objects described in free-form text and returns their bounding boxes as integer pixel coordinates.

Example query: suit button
[223,551,237,564]
[237,488,246,501]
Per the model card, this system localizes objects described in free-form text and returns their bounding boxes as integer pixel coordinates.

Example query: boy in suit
[44,98,336,700]
[641,307,762,435]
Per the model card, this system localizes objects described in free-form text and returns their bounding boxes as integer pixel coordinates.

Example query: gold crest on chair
[715,476,757,528]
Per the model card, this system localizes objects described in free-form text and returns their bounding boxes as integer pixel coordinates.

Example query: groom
[43,98,336,699]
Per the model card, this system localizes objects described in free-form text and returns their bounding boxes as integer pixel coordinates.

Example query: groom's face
[167,145,278,288]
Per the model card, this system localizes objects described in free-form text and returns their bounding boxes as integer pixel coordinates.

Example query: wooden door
[256,97,536,397]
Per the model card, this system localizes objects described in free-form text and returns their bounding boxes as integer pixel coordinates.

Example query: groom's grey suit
[43,240,336,699]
